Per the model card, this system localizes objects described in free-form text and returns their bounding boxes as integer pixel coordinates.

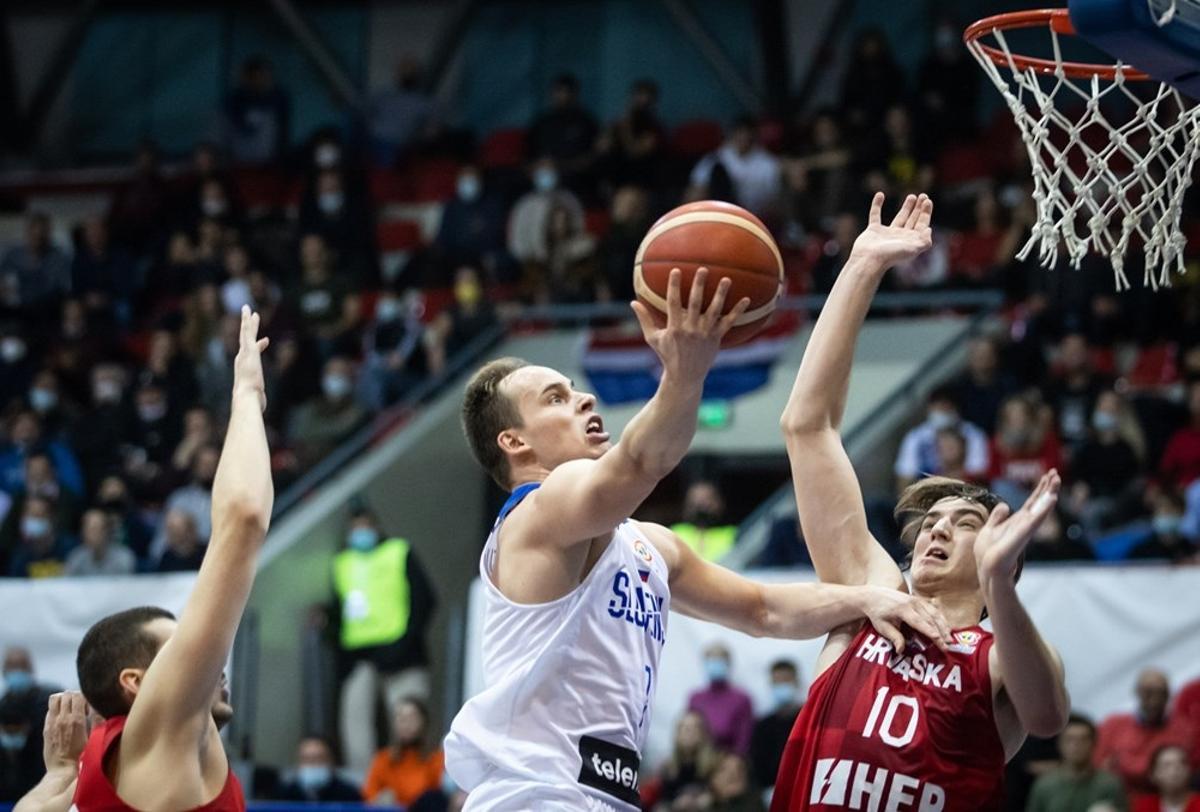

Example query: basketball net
[966,12,1200,290]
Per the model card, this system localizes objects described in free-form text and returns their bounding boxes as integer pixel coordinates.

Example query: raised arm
[527,268,749,543]
[641,523,950,651]
[126,306,274,741]
[780,193,932,587]
[977,471,1071,738]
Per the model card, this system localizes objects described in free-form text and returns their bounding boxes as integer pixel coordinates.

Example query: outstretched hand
[233,304,270,412]
[850,192,935,271]
[631,267,750,383]
[975,470,1062,585]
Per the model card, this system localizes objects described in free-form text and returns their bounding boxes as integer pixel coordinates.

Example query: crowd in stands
[4,16,1200,811]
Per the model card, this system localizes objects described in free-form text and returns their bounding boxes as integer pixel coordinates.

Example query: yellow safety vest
[670,523,738,562]
[332,538,411,650]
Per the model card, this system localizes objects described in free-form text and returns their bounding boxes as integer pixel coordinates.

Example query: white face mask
[533,168,558,192]
[314,143,341,168]
[202,197,227,217]
[457,175,482,201]
[0,337,26,363]
[29,388,57,413]
[375,299,401,322]
[318,193,344,215]
[323,374,352,400]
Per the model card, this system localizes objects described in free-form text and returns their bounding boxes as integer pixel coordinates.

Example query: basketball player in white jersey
[445,267,955,811]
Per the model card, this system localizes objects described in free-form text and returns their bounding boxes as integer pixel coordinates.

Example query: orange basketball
[633,200,783,347]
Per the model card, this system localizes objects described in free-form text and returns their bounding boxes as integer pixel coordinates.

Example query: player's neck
[915,587,986,630]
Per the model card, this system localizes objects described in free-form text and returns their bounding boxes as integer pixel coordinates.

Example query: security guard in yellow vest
[670,479,738,562]
[331,505,435,772]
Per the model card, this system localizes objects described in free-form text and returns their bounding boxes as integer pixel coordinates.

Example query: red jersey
[73,715,244,811]
[771,624,1005,812]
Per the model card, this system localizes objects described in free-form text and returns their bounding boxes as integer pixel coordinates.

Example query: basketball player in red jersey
[772,193,1070,811]
[51,305,271,811]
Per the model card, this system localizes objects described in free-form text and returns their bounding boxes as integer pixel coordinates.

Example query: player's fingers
[257,337,270,353]
[987,502,1012,527]
[890,194,917,228]
[666,268,684,323]
[717,297,751,337]
[922,601,954,649]
[874,620,906,655]
[868,192,884,226]
[687,267,709,323]
[905,607,947,651]
[47,692,61,719]
[704,277,732,329]
[239,304,253,346]
[630,300,659,338]
[916,196,935,230]
[904,194,927,229]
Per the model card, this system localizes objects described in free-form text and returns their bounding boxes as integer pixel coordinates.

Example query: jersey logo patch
[633,539,653,563]
[578,735,641,806]
[948,630,981,654]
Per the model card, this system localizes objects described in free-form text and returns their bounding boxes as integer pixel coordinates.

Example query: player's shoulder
[629,521,685,570]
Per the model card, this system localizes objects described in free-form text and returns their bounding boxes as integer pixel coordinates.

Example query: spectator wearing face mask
[322,503,436,772]
[123,382,181,500]
[1070,390,1146,539]
[894,387,990,492]
[0,452,81,550]
[671,481,738,562]
[433,165,512,281]
[70,363,133,489]
[687,643,754,756]
[0,692,41,801]
[64,508,136,577]
[0,325,35,400]
[360,289,429,410]
[298,168,376,285]
[750,659,803,791]
[7,496,74,578]
[0,646,59,733]
[526,73,599,196]
[94,474,153,561]
[286,356,369,470]
[426,267,499,376]
[25,368,79,440]
[1132,745,1200,812]
[1129,492,1199,563]
[507,157,585,299]
[274,735,362,802]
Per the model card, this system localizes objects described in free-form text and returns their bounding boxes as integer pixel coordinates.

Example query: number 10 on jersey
[862,687,919,747]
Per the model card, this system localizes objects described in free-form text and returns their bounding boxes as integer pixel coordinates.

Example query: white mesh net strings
[966,17,1200,290]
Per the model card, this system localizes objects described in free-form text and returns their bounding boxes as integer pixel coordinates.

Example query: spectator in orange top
[1160,380,1200,491]
[1132,745,1200,812]
[363,697,444,807]
[1096,669,1197,795]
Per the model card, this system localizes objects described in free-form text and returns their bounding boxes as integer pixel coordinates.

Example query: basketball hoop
[965,8,1200,290]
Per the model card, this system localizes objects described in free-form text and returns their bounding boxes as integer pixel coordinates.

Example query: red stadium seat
[584,209,611,238]
[376,219,423,252]
[670,120,724,158]
[233,169,285,212]
[369,169,412,205]
[480,128,528,168]
[410,159,461,202]
[1126,343,1179,388]
[758,119,785,153]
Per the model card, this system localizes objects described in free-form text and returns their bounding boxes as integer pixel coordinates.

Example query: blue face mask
[348,527,379,551]
[533,168,558,192]
[1093,412,1119,433]
[1152,515,1182,537]
[3,670,33,694]
[296,764,331,791]
[0,732,27,751]
[21,517,50,540]
[457,175,482,201]
[704,656,730,683]
[771,682,799,710]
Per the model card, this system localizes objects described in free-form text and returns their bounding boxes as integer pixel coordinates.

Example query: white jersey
[445,483,671,811]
